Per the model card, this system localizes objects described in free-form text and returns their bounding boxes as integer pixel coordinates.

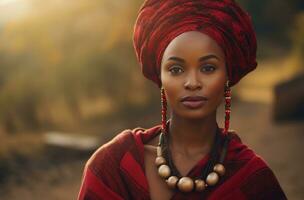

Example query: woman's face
[161,31,227,119]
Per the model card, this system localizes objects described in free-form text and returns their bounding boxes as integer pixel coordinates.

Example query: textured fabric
[133,0,257,87]
[78,126,287,200]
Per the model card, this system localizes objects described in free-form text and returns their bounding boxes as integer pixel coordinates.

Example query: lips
[181,96,208,109]
[181,96,208,102]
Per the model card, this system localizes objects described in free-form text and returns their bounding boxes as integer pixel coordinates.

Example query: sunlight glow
[0,0,19,6]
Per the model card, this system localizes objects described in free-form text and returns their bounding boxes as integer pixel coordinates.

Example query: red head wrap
[133,0,257,87]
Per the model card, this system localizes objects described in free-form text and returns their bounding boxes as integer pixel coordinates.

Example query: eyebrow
[167,54,220,63]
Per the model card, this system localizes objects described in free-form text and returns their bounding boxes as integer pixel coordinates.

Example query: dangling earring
[161,87,167,133]
[224,80,231,134]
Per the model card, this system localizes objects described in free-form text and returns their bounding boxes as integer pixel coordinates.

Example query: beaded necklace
[155,127,231,193]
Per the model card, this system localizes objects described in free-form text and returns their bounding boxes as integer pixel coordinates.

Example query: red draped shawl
[78,125,287,200]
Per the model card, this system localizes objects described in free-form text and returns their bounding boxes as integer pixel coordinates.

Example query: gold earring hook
[226,80,230,88]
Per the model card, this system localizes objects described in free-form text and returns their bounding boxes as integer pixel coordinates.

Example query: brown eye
[169,65,184,75]
[200,64,216,73]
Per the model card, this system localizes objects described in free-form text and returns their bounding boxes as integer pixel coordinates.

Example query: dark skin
[144,31,227,200]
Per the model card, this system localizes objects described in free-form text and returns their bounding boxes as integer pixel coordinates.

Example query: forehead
[162,31,225,61]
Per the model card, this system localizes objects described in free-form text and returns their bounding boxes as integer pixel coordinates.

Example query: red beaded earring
[161,87,167,133]
[224,80,231,134]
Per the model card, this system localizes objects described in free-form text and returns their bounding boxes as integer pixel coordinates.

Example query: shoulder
[79,126,161,198]
[239,161,287,199]
[85,125,161,173]
[225,131,287,199]
[226,131,275,175]
[226,131,264,162]
[79,128,144,198]
[86,128,137,172]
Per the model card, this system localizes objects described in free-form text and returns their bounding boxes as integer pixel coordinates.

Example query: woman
[78,0,287,199]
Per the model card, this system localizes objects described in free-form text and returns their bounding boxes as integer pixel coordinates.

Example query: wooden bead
[195,179,206,192]
[166,176,178,189]
[177,177,194,192]
[155,156,166,166]
[158,165,171,179]
[206,172,219,186]
[213,164,225,176]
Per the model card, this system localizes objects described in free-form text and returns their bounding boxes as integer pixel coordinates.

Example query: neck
[168,111,218,156]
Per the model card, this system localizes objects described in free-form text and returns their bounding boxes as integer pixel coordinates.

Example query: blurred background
[0,0,303,199]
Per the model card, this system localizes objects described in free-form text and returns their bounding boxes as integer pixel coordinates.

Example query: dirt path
[0,101,303,200]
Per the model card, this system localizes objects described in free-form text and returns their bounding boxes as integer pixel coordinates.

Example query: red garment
[78,125,286,200]
[133,0,257,87]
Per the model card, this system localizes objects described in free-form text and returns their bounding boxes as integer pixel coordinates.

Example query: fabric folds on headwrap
[133,0,257,87]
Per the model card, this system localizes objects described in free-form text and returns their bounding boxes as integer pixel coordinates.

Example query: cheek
[206,77,226,105]
[162,81,178,105]
[161,74,182,108]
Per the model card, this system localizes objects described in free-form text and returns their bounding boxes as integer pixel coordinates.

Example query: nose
[184,71,202,90]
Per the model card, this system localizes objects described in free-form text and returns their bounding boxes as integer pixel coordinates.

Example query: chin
[175,109,213,120]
